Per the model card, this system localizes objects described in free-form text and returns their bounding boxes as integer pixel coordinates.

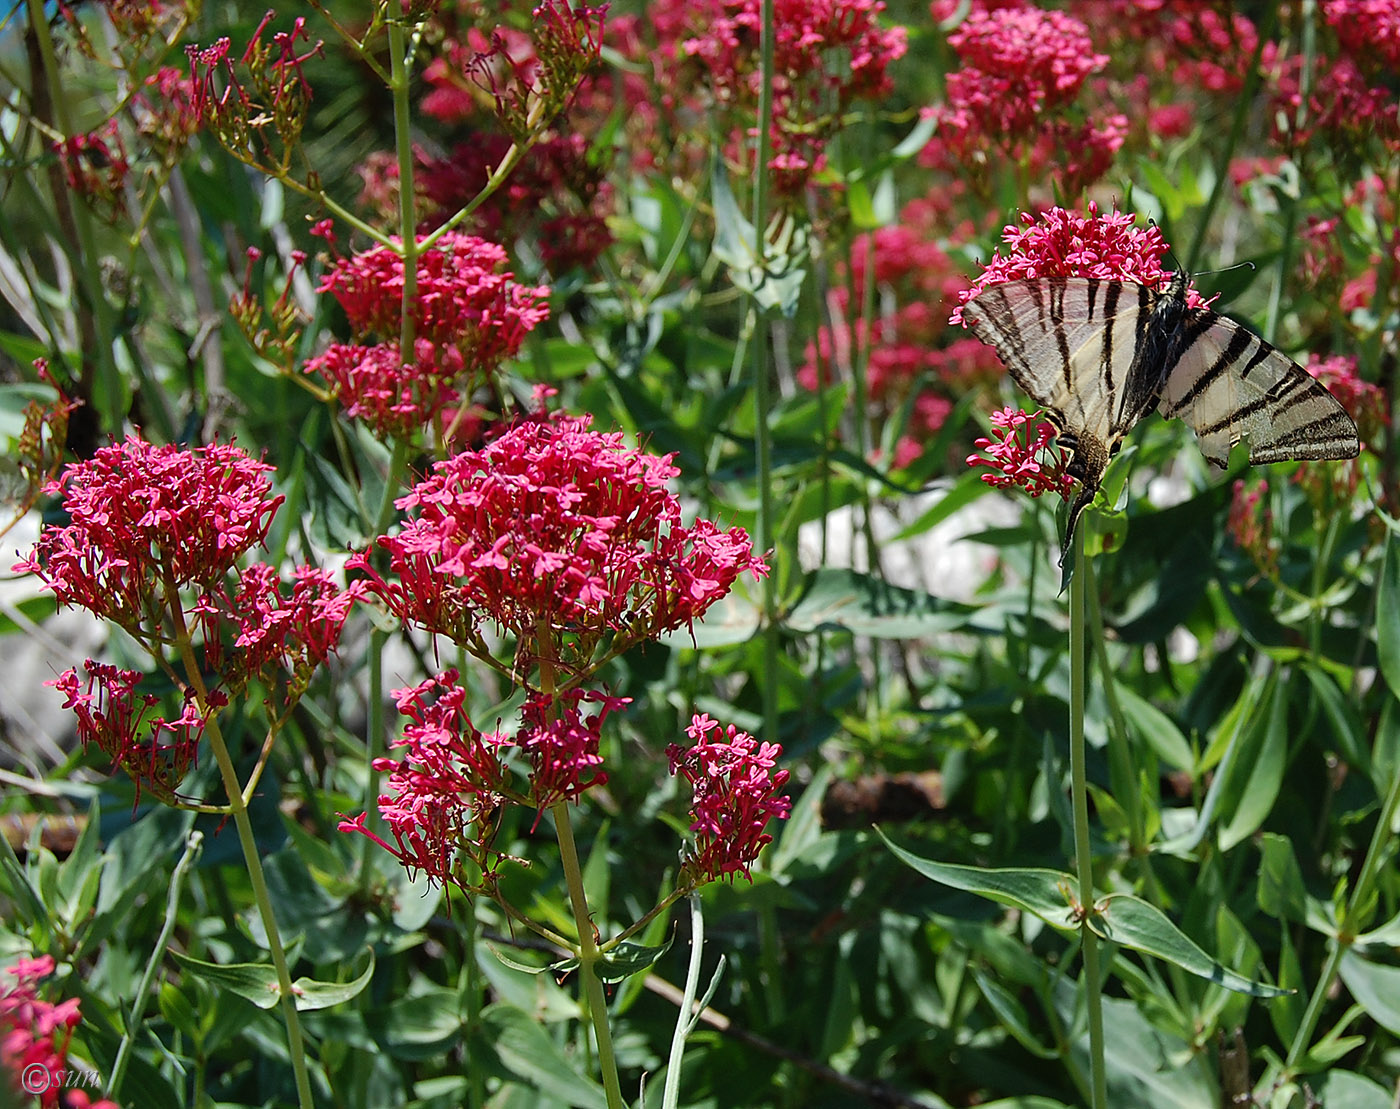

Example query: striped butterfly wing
[963,277,1169,561]
[1156,311,1360,466]
[963,277,1165,455]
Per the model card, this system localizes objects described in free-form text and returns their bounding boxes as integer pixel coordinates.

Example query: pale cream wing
[1156,314,1360,466]
[963,278,1156,445]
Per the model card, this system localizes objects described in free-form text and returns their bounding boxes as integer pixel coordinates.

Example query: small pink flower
[667,713,791,884]
[966,407,1075,498]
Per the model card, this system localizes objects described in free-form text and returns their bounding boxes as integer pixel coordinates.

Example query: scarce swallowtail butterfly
[962,271,1361,563]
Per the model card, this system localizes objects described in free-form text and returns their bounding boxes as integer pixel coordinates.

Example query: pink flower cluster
[951,203,1205,324]
[923,5,1125,196]
[15,437,282,632]
[1227,478,1278,578]
[318,233,550,356]
[1306,355,1388,448]
[351,412,767,671]
[667,714,791,884]
[965,407,1073,498]
[50,664,215,805]
[307,232,550,442]
[304,340,467,444]
[16,437,361,799]
[54,121,129,222]
[1323,0,1400,72]
[1,955,116,1109]
[679,0,907,197]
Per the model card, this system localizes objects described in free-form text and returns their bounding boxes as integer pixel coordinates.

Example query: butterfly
[962,271,1360,563]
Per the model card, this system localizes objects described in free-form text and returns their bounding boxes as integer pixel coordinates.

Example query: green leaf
[1117,686,1194,772]
[1339,950,1400,1036]
[481,1004,609,1108]
[784,568,974,639]
[1095,895,1290,997]
[1317,1069,1394,1109]
[710,164,806,317]
[885,835,1289,996]
[1378,533,1400,698]
[171,950,373,1011]
[596,938,672,983]
[889,470,991,542]
[1255,833,1308,925]
[171,951,281,1010]
[881,836,1077,926]
[1219,675,1287,851]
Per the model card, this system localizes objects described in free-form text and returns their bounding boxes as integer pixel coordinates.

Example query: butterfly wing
[963,277,1163,450]
[964,277,1166,562]
[1156,313,1360,466]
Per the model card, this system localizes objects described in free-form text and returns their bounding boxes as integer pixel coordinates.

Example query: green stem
[174,647,315,1109]
[537,629,624,1106]
[108,829,203,1098]
[1067,534,1107,1109]
[661,894,706,1109]
[551,800,625,1108]
[1283,720,1400,1070]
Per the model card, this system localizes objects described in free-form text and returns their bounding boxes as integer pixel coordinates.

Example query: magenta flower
[1227,479,1278,578]
[49,664,217,805]
[303,339,468,444]
[1323,0,1400,72]
[351,412,768,674]
[505,687,625,814]
[667,713,791,884]
[15,437,282,633]
[340,672,627,888]
[340,670,508,889]
[1,956,83,1109]
[317,232,551,366]
[966,407,1074,498]
[950,202,1207,325]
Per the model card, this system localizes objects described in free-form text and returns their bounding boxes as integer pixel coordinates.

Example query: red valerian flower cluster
[304,340,466,444]
[317,232,551,355]
[667,714,791,884]
[1227,478,1278,578]
[0,955,117,1109]
[16,436,361,800]
[49,664,216,804]
[306,232,550,442]
[14,437,282,632]
[1296,354,1388,504]
[1322,0,1400,72]
[951,202,1207,325]
[922,4,1126,197]
[966,407,1074,497]
[679,0,907,198]
[351,411,768,674]
[53,121,130,222]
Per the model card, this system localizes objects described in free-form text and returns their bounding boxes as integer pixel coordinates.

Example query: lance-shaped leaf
[884,834,1289,997]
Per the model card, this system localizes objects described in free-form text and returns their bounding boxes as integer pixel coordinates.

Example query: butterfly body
[963,273,1360,562]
